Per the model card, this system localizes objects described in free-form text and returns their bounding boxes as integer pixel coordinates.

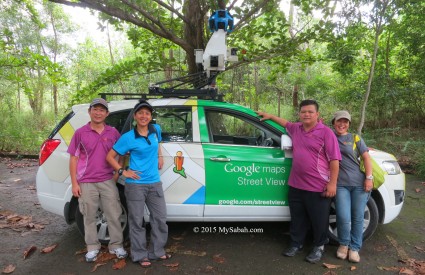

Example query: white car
[36,97,405,243]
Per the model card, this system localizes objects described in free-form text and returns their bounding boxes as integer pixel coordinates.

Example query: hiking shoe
[336,245,348,260]
[348,250,360,263]
[109,247,128,259]
[305,246,324,263]
[282,246,303,257]
[85,249,99,262]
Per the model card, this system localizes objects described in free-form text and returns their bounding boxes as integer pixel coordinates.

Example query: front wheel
[328,196,379,244]
[75,188,129,245]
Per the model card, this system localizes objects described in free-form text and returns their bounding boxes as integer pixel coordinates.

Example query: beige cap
[333,110,351,122]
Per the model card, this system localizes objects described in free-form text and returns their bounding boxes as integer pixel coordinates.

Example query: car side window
[153,107,193,142]
[206,110,279,147]
[106,110,132,134]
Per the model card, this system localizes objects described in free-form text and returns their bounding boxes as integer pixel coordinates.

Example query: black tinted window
[154,107,192,142]
[106,110,131,133]
[205,110,279,147]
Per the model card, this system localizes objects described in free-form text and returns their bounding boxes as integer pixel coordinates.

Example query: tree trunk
[357,0,390,134]
[277,90,282,117]
[165,49,174,81]
[292,84,299,109]
[254,64,259,111]
[107,24,126,94]
[50,8,59,115]
[183,0,206,75]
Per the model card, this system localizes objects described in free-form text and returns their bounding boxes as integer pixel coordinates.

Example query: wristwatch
[117,168,124,176]
[366,175,374,180]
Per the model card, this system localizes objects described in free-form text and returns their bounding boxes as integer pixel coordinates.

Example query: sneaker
[305,246,324,263]
[336,245,348,260]
[85,249,99,262]
[282,246,303,257]
[109,247,128,259]
[348,250,360,263]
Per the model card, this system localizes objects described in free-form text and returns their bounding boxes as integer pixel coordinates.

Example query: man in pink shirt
[257,99,341,263]
[67,98,128,262]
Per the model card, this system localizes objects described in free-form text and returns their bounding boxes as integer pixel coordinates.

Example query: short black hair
[299,99,319,112]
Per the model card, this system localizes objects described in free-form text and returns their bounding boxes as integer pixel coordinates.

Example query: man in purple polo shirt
[67,98,128,262]
[257,99,341,263]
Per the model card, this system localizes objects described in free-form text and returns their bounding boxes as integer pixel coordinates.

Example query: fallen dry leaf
[1,264,16,274]
[163,262,179,272]
[204,265,215,272]
[415,188,421,193]
[322,263,341,269]
[94,252,116,263]
[171,236,184,241]
[323,271,337,275]
[0,210,14,218]
[23,245,37,260]
[41,244,58,254]
[6,215,22,223]
[0,211,45,233]
[212,254,225,264]
[414,246,424,252]
[399,267,415,275]
[75,248,87,255]
[90,262,106,272]
[163,262,179,268]
[350,266,357,271]
[406,258,425,274]
[377,266,400,271]
[112,258,126,270]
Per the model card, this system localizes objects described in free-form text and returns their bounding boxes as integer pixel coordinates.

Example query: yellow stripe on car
[59,122,75,146]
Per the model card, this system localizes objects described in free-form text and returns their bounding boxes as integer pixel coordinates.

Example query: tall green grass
[0,111,57,155]
[362,128,425,178]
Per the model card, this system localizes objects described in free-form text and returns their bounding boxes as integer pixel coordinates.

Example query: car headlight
[382,160,401,175]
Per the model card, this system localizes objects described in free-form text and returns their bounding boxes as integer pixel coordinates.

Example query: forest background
[0,0,424,177]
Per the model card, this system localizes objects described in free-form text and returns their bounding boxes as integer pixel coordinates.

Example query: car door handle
[210,157,231,162]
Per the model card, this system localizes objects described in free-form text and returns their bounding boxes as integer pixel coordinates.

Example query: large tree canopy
[47,0,319,76]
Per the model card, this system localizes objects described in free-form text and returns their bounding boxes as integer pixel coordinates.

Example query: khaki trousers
[79,179,123,251]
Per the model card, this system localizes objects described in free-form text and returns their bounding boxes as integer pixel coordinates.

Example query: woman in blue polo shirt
[106,99,171,268]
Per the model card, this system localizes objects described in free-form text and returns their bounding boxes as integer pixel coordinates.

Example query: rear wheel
[75,187,129,245]
[328,197,379,244]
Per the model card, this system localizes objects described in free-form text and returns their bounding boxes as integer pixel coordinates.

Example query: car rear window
[48,112,75,139]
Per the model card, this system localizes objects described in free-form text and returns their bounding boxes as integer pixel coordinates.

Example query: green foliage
[416,147,425,178]
[0,111,55,154]
[361,129,425,178]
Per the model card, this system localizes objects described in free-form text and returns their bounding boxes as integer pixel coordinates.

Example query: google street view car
[36,91,405,244]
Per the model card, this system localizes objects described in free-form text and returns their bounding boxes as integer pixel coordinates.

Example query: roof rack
[99,89,223,101]
[99,71,224,101]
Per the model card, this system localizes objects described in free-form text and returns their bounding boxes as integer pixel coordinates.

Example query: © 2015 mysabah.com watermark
[192,226,263,234]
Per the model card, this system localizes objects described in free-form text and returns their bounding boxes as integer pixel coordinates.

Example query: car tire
[75,186,129,245]
[328,196,379,244]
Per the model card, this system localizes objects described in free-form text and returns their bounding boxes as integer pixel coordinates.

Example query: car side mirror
[281,134,293,158]
[281,134,292,150]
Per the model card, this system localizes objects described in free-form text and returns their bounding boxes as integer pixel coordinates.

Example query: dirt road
[0,157,424,274]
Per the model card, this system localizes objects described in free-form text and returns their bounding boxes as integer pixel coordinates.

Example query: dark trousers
[288,186,332,248]
[124,182,168,262]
